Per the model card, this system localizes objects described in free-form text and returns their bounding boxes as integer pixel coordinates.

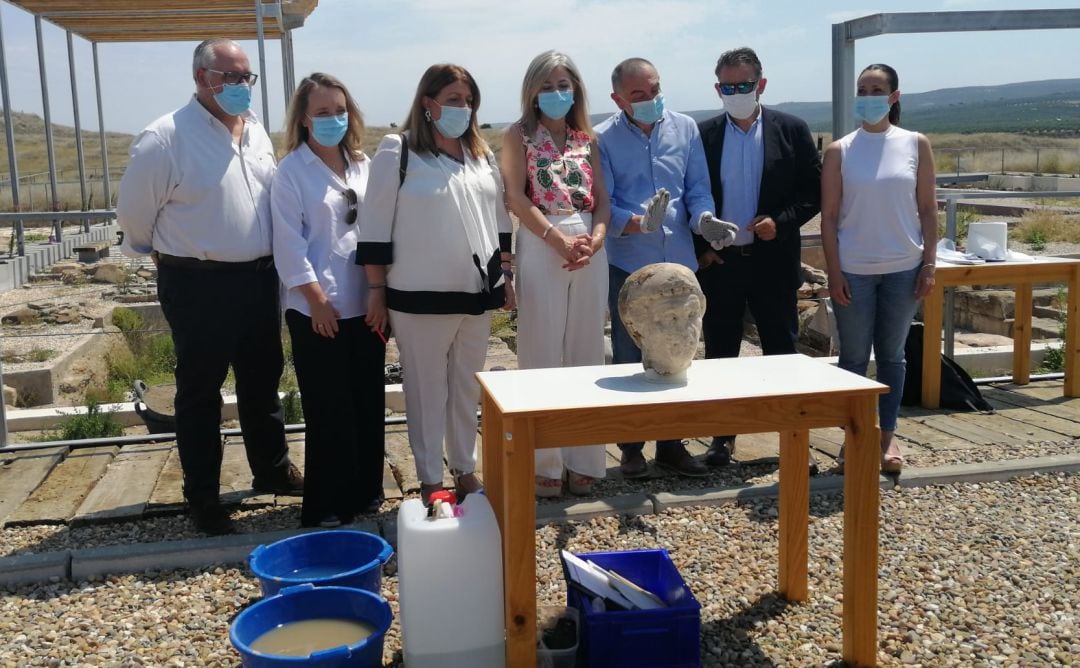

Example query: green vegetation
[937,208,979,242]
[279,331,303,423]
[1,347,56,364]
[1038,288,1068,373]
[490,310,517,353]
[95,307,176,402]
[41,401,124,441]
[1011,210,1080,246]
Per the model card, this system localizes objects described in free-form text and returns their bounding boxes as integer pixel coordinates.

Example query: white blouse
[271,143,370,319]
[357,133,512,314]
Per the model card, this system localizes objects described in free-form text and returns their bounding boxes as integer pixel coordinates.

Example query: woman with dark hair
[271,72,385,527]
[501,51,610,498]
[357,64,514,504]
[820,63,937,475]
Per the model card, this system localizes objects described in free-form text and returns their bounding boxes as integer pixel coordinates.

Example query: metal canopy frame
[0,0,315,447]
[831,9,1080,138]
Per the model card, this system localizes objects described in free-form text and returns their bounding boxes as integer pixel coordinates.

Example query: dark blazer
[696,107,821,286]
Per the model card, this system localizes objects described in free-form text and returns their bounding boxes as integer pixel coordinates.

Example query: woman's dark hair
[860,63,901,125]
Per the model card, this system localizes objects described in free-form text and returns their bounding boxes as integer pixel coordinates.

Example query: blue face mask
[433,103,472,139]
[308,113,349,147]
[630,93,665,125]
[854,95,891,125]
[213,83,252,116]
[538,89,574,120]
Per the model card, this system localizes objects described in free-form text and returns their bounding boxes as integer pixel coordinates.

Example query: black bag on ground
[902,322,994,412]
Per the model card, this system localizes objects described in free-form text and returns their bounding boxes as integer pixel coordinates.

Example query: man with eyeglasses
[117,38,302,535]
[696,47,822,467]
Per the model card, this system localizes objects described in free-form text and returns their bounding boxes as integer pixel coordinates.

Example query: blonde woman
[502,51,610,498]
[271,73,385,527]
[358,64,514,504]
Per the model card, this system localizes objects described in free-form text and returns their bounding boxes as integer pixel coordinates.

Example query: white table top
[936,255,1080,268]
[476,354,886,416]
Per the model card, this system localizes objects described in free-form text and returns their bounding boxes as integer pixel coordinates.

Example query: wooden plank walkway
[1,379,1077,529]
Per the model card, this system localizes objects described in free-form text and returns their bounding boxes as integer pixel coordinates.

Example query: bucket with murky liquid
[230,584,392,667]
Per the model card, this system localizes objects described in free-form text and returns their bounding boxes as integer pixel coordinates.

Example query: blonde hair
[401,63,488,160]
[283,72,366,160]
[519,51,593,138]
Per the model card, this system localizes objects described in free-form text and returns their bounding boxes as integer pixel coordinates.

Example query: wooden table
[477,354,888,667]
[921,257,1080,408]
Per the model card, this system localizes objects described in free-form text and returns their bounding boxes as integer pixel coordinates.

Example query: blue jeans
[608,265,682,456]
[833,264,921,432]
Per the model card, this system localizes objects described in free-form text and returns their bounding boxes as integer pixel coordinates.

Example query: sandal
[535,475,563,498]
[566,471,597,496]
[881,433,903,474]
[420,483,444,506]
[451,470,484,495]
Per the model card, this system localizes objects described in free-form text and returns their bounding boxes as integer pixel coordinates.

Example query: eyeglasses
[718,80,758,96]
[343,189,358,225]
[206,69,258,86]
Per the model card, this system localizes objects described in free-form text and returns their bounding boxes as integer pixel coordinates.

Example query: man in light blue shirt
[596,57,717,479]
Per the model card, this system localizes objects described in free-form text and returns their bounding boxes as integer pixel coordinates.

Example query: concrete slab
[536,493,654,526]
[0,550,70,587]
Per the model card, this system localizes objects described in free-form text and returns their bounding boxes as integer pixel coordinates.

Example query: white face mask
[721,91,758,120]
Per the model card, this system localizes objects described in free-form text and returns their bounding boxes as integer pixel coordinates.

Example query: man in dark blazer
[695,47,822,466]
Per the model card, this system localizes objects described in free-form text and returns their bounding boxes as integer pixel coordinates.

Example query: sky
[0,0,1078,135]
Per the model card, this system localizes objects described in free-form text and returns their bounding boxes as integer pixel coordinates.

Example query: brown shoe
[188,499,235,535]
[252,462,305,495]
[619,449,649,479]
[655,443,709,477]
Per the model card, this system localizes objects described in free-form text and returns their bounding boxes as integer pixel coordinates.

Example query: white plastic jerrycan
[397,492,505,667]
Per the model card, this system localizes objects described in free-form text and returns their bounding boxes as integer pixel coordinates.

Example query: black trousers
[157,259,289,503]
[698,247,800,360]
[286,310,386,526]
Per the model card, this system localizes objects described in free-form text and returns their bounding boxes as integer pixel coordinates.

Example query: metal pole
[0,4,24,257]
[66,31,88,220]
[92,42,111,208]
[34,16,60,242]
[1035,148,1041,174]
[255,0,270,128]
[280,28,292,102]
[1001,148,1005,175]
[0,356,7,448]
[955,151,960,177]
[830,22,855,140]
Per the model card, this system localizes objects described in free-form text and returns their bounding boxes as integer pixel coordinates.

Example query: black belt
[719,244,754,257]
[156,253,275,271]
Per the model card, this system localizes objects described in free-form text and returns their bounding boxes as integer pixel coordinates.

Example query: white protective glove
[639,188,670,233]
[699,212,739,250]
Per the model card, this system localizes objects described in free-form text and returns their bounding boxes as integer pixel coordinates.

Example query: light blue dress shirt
[720,114,764,246]
[596,110,716,273]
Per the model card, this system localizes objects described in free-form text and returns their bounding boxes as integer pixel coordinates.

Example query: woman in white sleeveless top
[820,63,938,475]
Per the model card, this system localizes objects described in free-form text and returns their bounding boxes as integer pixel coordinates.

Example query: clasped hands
[551,228,601,271]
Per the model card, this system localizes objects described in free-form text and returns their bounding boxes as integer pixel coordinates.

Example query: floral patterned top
[521,123,595,214]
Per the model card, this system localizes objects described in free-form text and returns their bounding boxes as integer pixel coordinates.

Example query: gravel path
[2,472,1075,667]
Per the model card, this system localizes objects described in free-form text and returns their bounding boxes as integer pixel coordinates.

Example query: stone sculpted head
[618,262,706,382]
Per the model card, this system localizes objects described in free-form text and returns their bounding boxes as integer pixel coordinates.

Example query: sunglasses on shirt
[718,80,758,95]
[343,189,358,225]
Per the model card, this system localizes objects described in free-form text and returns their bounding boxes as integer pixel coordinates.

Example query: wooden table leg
[922,284,944,408]
[843,396,880,667]
[480,392,506,526]
[1066,266,1080,397]
[501,417,537,668]
[778,429,809,602]
[1013,282,1033,385]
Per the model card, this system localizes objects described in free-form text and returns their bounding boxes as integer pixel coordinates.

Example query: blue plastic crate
[565,549,701,668]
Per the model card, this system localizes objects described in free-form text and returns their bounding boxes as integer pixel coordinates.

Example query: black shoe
[253,462,305,495]
[654,443,709,477]
[361,496,384,514]
[706,436,734,467]
[619,449,649,479]
[188,500,235,535]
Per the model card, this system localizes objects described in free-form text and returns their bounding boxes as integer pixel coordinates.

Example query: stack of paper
[561,550,666,611]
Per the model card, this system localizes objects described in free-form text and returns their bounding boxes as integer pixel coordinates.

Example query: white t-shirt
[837,125,924,275]
[271,143,370,319]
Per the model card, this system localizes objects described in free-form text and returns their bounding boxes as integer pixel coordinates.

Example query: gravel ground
[1,472,1075,667]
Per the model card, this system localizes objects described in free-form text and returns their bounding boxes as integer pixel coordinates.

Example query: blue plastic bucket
[230,584,392,667]
[249,530,393,598]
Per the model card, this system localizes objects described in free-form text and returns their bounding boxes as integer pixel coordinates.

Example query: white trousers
[390,310,491,486]
[516,212,609,480]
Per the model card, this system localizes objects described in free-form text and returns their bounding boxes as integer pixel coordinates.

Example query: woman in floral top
[502,50,611,498]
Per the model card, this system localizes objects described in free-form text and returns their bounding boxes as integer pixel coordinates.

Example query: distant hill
[591,78,1080,135]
